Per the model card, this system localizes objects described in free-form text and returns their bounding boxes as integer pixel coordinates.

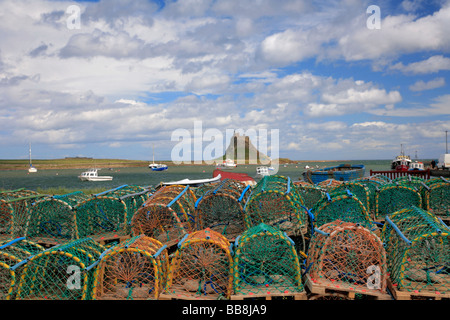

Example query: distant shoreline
[0,158,399,171]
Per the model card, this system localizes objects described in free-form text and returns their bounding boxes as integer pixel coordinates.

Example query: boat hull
[79,176,113,181]
[151,166,168,171]
[303,164,365,184]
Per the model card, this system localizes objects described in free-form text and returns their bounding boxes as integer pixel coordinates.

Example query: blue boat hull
[151,167,168,171]
[304,164,365,184]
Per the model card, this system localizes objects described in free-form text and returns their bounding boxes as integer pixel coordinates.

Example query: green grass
[36,186,108,196]
[0,158,150,170]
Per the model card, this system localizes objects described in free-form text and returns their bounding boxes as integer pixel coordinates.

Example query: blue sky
[0,0,449,162]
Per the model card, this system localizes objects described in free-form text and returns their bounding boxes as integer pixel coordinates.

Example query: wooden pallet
[92,233,131,245]
[230,291,307,300]
[304,274,392,300]
[387,279,450,300]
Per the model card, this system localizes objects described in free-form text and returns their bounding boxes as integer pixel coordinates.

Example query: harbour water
[0,159,405,192]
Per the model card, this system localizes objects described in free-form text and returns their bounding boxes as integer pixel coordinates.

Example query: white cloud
[391,55,450,74]
[409,77,445,91]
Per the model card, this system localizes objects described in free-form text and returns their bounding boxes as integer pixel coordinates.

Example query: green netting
[131,185,196,246]
[94,185,151,225]
[195,179,250,240]
[28,197,78,245]
[192,182,222,199]
[232,223,304,297]
[93,235,169,300]
[310,190,376,232]
[381,206,450,294]
[330,182,371,215]
[165,228,233,300]
[53,191,91,207]
[375,184,422,221]
[1,195,46,240]
[0,238,45,300]
[420,179,450,219]
[0,190,43,241]
[316,179,344,191]
[244,175,308,238]
[393,175,426,189]
[293,182,326,211]
[14,238,106,300]
[74,196,128,240]
[354,177,386,220]
[306,220,388,294]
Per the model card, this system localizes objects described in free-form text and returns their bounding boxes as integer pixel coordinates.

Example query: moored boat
[213,169,256,186]
[78,169,113,181]
[391,144,411,171]
[302,164,365,184]
[215,158,237,170]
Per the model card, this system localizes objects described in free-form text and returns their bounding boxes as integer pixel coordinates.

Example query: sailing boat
[28,142,37,173]
[148,145,168,171]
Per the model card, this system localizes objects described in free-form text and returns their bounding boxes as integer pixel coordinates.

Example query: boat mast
[29,142,32,167]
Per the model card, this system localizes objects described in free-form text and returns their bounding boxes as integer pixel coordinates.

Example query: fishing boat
[28,143,37,173]
[302,164,365,184]
[149,145,168,171]
[391,144,411,171]
[78,169,113,181]
[162,174,222,187]
[215,158,237,169]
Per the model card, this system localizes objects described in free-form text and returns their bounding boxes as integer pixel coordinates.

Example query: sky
[0,0,449,162]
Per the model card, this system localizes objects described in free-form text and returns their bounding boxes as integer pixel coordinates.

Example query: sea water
[0,159,401,192]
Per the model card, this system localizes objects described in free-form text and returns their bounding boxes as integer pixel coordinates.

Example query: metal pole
[446,130,448,153]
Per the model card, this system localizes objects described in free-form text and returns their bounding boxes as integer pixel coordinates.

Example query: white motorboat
[216,158,237,169]
[78,169,113,181]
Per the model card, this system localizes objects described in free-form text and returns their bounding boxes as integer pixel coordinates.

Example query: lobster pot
[293,182,326,211]
[393,175,426,189]
[381,206,450,294]
[164,228,233,300]
[131,185,196,247]
[195,179,251,240]
[354,178,385,220]
[316,179,344,191]
[244,176,308,239]
[330,182,371,217]
[311,190,376,232]
[27,197,79,245]
[232,223,304,297]
[74,196,128,240]
[421,178,450,220]
[95,185,151,225]
[375,184,422,221]
[93,235,169,300]
[307,220,388,295]
[0,195,45,240]
[53,191,91,207]
[145,185,196,231]
[192,182,222,199]
[0,238,44,300]
[14,238,106,300]
[0,190,40,240]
